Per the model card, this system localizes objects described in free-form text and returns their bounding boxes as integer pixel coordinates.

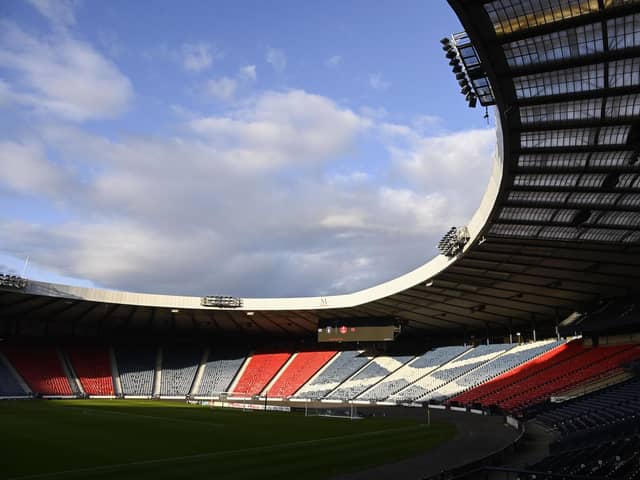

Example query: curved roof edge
[17,134,504,312]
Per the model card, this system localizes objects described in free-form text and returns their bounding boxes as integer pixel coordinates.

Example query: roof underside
[2,0,640,339]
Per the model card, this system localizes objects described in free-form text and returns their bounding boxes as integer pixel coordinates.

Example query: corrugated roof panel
[597,125,631,145]
[609,58,640,88]
[503,23,603,67]
[484,0,599,36]
[538,226,581,240]
[518,153,589,168]
[618,194,640,207]
[521,128,597,148]
[617,174,640,188]
[499,207,557,221]
[489,223,543,237]
[597,211,640,227]
[520,99,602,124]
[553,209,581,223]
[589,151,635,168]
[514,174,581,187]
[567,192,620,206]
[578,174,608,187]
[507,191,570,204]
[607,13,640,50]
[605,94,640,119]
[514,64,604,98]
[580,228,630,242]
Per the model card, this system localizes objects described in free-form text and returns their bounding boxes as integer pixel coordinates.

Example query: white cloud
[369,73,390,91]
[0,21,133,121]
[190,89,368,171]
[324,55,342,68]
[181,42,218,72]
[0,140,74,199]
[239,64,257,81]
[27,0,77,29]
[266,47,286,72]
[0,87,495,296]
[205,76,237,101]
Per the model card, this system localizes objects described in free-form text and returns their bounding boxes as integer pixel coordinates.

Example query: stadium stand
[441,340,564,403]
[231,352,291,396]
[293,350,370,399]
[327,354,414,400]
[196,349,246,397]
[537,376,640,439]
[265,350,336,398]
[358,346,469,401]
[66,344,114,396]
[160,345,201,397]
[115,345,156,396]
[0,352,27,397]
[528,436,640,479]
[458,342,640,413]
[1,344,72,396]
[390,344,510,402]
[450,340,584,407]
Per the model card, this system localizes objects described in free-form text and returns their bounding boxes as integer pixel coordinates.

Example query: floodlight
[440,37,451,45]
[455,72,466,80]
[445,50,457,59]
[468,96,477,108]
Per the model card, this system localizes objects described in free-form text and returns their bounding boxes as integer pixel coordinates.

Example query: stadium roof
[2,0,640,339]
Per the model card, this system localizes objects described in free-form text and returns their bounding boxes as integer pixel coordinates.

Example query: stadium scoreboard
[317,318,400,343]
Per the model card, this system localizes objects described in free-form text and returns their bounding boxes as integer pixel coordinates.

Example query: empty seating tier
[450,340,584,407]
[196,349,246,397]
[231,352,291,396]
[458,341,640,413]
[433,340,563,402]
[293,350,370,399]
[115,346,156,396]
[160,346,201,397]
[537,376,640,437]
[390,344,510,402]
[359,346,469,401]
[66,345,114,396]
[1,345,72,395]
[266,351,336,398]
[328,355,414,400]
[529,436,640,479]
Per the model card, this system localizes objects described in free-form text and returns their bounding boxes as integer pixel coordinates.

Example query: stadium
[2,0,640,479]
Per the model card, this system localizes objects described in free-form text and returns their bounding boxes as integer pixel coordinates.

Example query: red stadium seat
[2,344,73,396]
[266,351,336,398]
[66,345,114,396]
[451,341,640,413]
[231,352,291,396]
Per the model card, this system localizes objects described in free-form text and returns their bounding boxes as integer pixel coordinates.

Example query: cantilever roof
[1,0,640,339]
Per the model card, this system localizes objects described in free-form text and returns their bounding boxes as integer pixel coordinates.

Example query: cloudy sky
[0,0,496,297]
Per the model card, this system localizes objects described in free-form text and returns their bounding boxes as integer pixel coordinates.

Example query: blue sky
[0,0,496,297]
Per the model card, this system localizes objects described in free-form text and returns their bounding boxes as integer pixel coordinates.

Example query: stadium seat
[160,345,201,397]
[115,345,156,396]
[457,341,640,413]
[359,346,469,401]
[266,350,336,398]
[293,350,370,399]
[327,355,414,400]
[231,352,291,396]
[1,344,73,396]
[390,344,510,402]
[66,344,114,396]
[196,349,246,397]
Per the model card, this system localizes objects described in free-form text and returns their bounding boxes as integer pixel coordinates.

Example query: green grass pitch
[0,399,456,480]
